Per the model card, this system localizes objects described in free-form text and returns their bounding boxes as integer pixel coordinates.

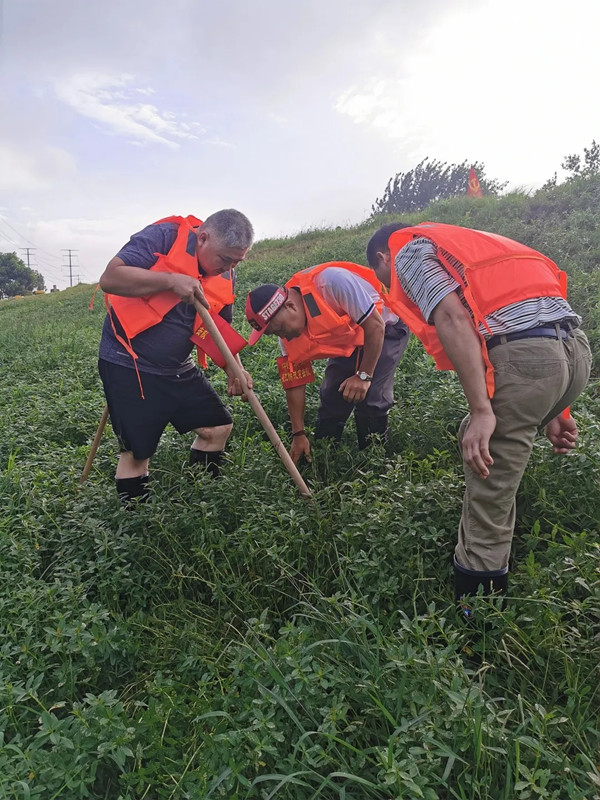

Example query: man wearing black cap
[245,262,409,463]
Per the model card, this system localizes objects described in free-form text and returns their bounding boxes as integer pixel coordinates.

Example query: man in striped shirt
[366,222,591,608]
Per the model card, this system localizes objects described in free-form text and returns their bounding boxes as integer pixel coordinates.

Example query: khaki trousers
[455,327,592,573]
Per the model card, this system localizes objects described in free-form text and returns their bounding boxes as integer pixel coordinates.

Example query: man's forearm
[431,292,496,478]
[225,353,245,377]
[432,295,491,414]
[285,385,307,432]
[359,312,385,375]
[99,264,178,297]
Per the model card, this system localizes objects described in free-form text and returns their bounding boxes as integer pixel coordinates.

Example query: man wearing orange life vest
[245,262,410,463]
[366,222,591,605]
[98,210,254,504]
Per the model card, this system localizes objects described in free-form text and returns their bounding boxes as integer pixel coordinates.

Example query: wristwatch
[356,371,373,382]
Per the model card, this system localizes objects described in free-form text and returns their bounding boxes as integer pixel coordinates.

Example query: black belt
[486,322,573,351]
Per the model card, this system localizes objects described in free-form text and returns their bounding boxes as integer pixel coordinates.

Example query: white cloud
[334,0,600,188]
[0,147,46,192]
[2,0,600,289]
[54,73,204,148]
[203,137,237,149]
[0,144,77,192]
[335,78,417,140]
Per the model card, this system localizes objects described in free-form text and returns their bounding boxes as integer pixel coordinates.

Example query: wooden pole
[79,405,109,484]
[194,300,312,499]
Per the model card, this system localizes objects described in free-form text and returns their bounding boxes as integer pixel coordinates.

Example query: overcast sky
[1,0,598,289]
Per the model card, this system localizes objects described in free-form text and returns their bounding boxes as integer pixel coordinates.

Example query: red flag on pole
[190,312,247,368]
[468,166,483,198]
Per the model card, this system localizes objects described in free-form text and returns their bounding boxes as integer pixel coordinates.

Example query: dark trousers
[315,321,409,448]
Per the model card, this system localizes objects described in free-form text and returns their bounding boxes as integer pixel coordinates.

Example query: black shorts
[98,359,233,460]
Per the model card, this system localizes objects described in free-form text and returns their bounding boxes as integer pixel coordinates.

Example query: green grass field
[0,193,599,798]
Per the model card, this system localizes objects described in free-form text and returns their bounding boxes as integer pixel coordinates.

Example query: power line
[33,256,63,283]
[0,217,65,287]
[20,247,35,269]
[0,217,41,249]
[0,217,61,263]
[61,249,79,288]
[0,215,95,287]
[0,241,62,284]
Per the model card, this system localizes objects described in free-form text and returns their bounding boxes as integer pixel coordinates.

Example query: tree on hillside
[31,270,45,291]
[0,252,46,298]
[371,157,508,216]
[543,140,600,188]
[562,140,600,179]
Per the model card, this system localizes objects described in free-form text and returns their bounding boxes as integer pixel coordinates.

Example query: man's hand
[339,375,370,404]
[461,409,496,479]
[226,368,253,401]
[290,433,311,464]
[169,274,209,307]
[545,414,578,454]
[431,292,496,479]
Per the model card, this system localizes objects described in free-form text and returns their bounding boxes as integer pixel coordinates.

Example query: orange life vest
[282,262,384,366]
[106,215,234,336]
[104,215,236,381]
[384,222,568,397]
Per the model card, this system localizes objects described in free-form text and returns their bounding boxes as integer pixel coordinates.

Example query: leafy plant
[0,181,598,798]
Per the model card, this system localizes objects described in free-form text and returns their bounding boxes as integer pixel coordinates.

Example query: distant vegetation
[371,140,600,218]
[0,251,45,297]
[371,157,507,215]
[0,155,598,798]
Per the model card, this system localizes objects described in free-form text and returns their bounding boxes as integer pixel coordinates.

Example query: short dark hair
[366,223,411,267]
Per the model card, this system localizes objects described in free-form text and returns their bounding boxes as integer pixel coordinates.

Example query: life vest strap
[104,297,146,399]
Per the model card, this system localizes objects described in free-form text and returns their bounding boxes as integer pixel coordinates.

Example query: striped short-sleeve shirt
[394,237,579,337]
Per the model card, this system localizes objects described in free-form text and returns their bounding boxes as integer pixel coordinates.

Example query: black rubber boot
[314,418,345,442]
[454,559,508,618]
[355,413,389,450]
[115,474,150,506]
[189,448,224,479]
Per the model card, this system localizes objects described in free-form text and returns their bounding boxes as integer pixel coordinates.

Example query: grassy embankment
[0,177,599,798]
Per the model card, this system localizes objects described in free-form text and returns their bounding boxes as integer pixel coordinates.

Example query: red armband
[276,356,315,389]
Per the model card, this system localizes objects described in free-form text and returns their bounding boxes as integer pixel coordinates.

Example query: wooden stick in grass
[193,299,312,500]
[79,405,109,484]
